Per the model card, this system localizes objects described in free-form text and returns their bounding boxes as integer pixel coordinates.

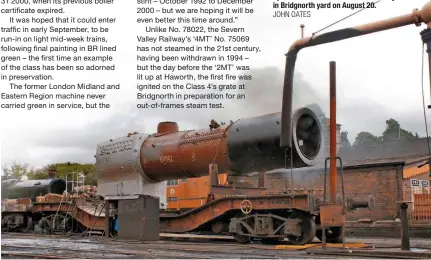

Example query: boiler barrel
[140,107,323,182]
[1,179,66,202]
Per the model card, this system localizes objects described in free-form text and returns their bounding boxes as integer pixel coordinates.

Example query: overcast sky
[1,0,430,173]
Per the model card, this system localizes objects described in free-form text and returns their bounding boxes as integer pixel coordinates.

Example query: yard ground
[2,232,431,259]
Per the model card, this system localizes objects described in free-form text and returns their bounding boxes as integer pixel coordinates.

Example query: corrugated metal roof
[339,138,431,163]
[403,164,429,179]
[263,157,406,176]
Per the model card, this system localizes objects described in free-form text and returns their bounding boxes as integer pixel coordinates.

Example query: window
[167,179,178,186]
[181,178,187,183]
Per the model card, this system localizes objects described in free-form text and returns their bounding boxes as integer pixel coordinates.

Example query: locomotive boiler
[1,178,66,202]
[95,107,323,200]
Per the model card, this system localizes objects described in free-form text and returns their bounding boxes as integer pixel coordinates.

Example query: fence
[401,186,431,225]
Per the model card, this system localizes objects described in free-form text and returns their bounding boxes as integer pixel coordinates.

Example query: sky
[1,0,431,173]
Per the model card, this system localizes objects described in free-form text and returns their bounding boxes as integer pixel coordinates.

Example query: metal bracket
[322,156,346,249]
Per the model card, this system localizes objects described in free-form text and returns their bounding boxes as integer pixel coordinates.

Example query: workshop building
[265,137,431,225]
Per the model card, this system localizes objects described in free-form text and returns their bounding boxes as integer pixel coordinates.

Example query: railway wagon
[1,107,372,244]
[1,178,67,232]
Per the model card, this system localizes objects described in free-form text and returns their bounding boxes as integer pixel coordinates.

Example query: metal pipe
[420,27,431,174]
[400,203,410,251]
[280,3,431,147]
[428,55,431,110]
[330,61,337,203]
[422,25,431,107]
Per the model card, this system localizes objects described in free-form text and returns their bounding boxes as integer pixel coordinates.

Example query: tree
[2,162,32,179]
[352,118,420,147]
[44,162,97,186]
[382,118,415,143]
[340,131,351,148]
[27,169,48,180]
[353,131,382,147]
[2,162,97,185]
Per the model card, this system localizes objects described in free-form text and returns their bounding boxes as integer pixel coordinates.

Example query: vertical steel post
[400,203,410,251]
[421,28,431,106]
[420,27,431,176]
[105,200,110,238]
[329,61,337,203]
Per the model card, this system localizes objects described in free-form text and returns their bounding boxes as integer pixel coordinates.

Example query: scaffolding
[65,171,85,194]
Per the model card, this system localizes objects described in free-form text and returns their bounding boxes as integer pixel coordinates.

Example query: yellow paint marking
[276,242,369,250]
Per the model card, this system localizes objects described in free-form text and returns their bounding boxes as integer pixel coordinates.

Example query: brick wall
[322,123,341,156]
[264,164,404,221]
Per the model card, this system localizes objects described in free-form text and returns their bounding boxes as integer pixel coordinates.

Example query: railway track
[2,232,430,259]
[2,251,71,259]
[0,244,305,259]
[0,232,325,259]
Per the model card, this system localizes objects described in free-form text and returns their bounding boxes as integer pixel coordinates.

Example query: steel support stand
[400,203,410,251]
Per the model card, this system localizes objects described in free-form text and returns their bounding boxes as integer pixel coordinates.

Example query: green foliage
[353,118,420,147]
[2,162,97,186]
[2,162,30,179]
[27,169,48,180]
[353,131,383,147]
[382,118,416,142]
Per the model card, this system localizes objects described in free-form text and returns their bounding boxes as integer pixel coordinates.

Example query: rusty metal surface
[1,203,31,213]
[329,61,337,203]
[96,107,323,189]
[319,204,346,227]
[157,121,179,134]
[211,185,264,197]
[159,194,311,233]
[73,204,105,231]
[141,127,230,181]
[421,27,431,112]
[280,2,431,147]
[31,200,105,231]
[2,190,320,235]
[428,46,431,105]
[209,164,219,187]
[258,172,265,188]
[401,187,431,225]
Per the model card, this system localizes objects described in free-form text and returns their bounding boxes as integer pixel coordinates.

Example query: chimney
[48,169,57,179]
